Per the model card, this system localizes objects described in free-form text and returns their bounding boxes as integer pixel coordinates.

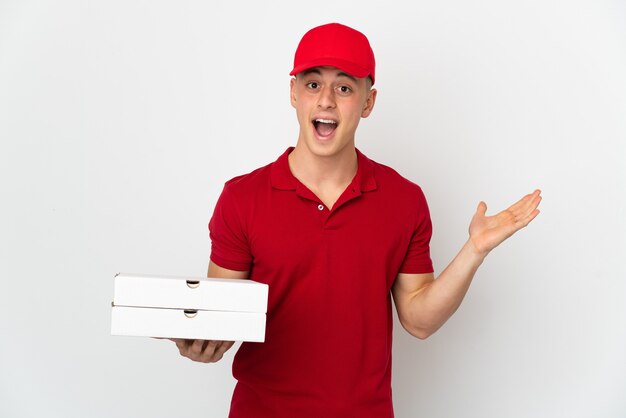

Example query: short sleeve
[399,188,434,274]
[208,185,253,272]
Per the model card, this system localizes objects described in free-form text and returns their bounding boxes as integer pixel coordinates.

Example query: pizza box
[110,273,268,342]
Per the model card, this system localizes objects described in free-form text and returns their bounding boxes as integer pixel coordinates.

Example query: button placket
[316,202,331,229]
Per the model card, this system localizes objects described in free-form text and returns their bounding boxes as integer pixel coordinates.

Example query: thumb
[476,201,487,216]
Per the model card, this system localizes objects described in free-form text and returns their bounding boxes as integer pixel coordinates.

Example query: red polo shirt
[209,148,433,418]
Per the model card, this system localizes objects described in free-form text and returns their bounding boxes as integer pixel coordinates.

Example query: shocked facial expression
[290,66,377,159]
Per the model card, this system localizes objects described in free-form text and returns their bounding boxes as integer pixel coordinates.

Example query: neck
[288,144,358,190]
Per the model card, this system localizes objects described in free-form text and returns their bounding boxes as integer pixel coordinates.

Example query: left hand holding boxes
[110,273,269,342]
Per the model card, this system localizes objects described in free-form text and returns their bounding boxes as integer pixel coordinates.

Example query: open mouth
[313,118,338,137]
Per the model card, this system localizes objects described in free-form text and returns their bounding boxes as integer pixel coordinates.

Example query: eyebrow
[300,68,358,83]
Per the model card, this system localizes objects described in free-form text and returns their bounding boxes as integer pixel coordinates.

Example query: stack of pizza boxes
[111,273,268,342]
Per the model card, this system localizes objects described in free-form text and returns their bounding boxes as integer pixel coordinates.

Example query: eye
[336,85,352,95]
[306,81,319,90]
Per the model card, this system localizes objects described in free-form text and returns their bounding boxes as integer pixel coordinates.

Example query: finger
[512,190,542,223]
[199,340,219,363]
[208,341,235,363]
[527,208,540,223]
[526,189,542,208]
[516,192,542,219]
[173,338,191,353]
[509,190,541,217]
[529,193,542,213]
[508,192,536,214]
[189,339,206,358]
[519,208,541,227]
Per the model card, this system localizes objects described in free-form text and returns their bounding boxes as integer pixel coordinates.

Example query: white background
[1,1,625,417]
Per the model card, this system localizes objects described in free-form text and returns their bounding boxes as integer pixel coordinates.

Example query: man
[172,23,541,417]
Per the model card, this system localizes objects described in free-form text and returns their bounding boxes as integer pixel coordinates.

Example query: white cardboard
[112,273,268,313]
[111,273,269,342]
[111,306,266,342]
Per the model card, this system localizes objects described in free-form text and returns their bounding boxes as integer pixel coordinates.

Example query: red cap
[290,23,376,85]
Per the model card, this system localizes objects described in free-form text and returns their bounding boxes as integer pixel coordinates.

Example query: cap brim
[289,57,370,80]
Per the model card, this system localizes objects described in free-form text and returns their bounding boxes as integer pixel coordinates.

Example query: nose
[317,86,336,109]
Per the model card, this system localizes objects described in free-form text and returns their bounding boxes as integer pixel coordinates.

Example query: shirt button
[317,204,324,211]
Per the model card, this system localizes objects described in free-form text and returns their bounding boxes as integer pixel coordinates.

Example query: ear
[290,78,297,108]
[361,88,377,118]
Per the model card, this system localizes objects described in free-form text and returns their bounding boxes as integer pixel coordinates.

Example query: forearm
[404,240,486,338]
[397,190,541,339]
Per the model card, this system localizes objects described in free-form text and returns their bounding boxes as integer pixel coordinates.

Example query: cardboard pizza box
[111,273,268,342]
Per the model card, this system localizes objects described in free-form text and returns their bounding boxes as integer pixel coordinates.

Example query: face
[290,66,377,160]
